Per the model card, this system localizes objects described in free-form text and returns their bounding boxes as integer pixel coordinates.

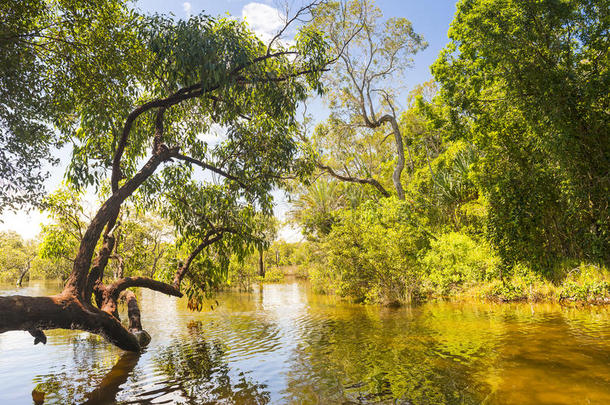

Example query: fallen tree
[0,2,331,351]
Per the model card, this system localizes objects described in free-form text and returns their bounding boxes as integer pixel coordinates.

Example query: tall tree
[310,0,427,199]
[432,0,610,268]
[0,3,330,351]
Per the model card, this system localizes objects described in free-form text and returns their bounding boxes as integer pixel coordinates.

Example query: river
[0,280,609,404]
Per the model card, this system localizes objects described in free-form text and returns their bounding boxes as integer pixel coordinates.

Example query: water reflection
[82,352,140,404]
[151,321,270,404]
[1,280,609,404]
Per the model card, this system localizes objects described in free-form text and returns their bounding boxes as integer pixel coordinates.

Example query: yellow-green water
[1,280,609,404]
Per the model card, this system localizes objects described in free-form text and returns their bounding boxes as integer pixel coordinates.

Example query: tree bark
[258,246,265,277]
[0,294,140,351]
[387,116,406,200]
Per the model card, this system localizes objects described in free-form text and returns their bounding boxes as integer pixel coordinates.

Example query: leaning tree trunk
[0,141,182,352]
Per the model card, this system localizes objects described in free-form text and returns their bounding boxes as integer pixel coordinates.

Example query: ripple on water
[1,282,610,404]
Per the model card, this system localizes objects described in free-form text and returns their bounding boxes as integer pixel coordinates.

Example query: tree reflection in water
[31,322,270,404]
[151,321,270,404]
[81,352,140,404]
[282,307,488,404]
[32,335,129,404]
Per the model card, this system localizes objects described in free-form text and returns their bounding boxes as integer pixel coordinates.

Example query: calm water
[1,280,609,404]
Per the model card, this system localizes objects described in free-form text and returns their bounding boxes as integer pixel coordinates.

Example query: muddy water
[1,280,609,404]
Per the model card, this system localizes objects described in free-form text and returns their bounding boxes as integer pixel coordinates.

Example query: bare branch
[317,162,390,197]
[266,1,321,55]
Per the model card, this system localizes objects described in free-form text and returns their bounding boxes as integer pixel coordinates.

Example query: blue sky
[136,0,458,93]
[1,0,459,240]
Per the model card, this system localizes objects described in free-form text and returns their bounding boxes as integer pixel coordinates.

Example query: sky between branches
[0,0,458,241]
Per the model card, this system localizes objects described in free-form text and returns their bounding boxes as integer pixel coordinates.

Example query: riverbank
[275,263,610,307]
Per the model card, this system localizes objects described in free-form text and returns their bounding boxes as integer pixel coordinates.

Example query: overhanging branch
[172,153,249,189]
[106,277,183,302]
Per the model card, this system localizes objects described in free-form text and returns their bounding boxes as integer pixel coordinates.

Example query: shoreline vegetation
[5,262,609,307]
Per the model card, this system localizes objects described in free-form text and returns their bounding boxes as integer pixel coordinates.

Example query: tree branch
[172,153,249,189]
[173,233,224,289]
[317,162,390,197]
[111,84,204,193]
[106,277,183,302]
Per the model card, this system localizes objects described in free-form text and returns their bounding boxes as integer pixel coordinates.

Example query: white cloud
[241,2,285,42]
[183,2,192,17]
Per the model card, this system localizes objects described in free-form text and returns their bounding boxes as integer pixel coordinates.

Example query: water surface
[1,280,609,404]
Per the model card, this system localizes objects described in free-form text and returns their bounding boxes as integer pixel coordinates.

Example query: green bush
[419,232,498,294]
[262,266,285,283]
[311,198,428,305]
[559,264,610,302]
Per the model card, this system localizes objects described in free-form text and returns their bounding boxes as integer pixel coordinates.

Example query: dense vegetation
[288,0,609,305]
[0,0,331,350]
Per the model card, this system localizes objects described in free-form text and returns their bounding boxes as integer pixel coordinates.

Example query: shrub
[419,232,498,294]
[262,266,285,283]
[559,264,610,302]
[313,198,428,304]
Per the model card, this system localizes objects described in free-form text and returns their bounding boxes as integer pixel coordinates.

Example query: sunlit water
[1,280,609,404]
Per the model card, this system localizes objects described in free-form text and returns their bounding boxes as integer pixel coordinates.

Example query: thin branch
[173,232,224,288]
[317,162,390,197]
[172,153,248,189]
[266,1,321,55]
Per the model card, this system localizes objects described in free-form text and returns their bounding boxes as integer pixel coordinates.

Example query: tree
[432,0,610,269]
[39,188,174,282]
[0,0,147,213]
[37,188,91,281]
[0,231,37,285]
[0,3,330,351]
[289,178,347,239]
[107,211,173,280]
[310,0,427,199]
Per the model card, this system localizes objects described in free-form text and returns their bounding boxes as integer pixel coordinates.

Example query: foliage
[308,0,427,199]
[288,179,348,239]
[38,189,89,280]
[310,198,428,304]
[0,231,37,283]
[560,265,610,302]
[262,266,285,283]
[291,0,609,305]
[419,232,498,295]
[38,187,175,282]
[227,253,258,291]
[432,0,610,269]
[0,0,146,212]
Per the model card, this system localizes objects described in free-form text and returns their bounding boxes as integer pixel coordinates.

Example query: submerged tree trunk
[16,261,32,287]
[258,246,265,277]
